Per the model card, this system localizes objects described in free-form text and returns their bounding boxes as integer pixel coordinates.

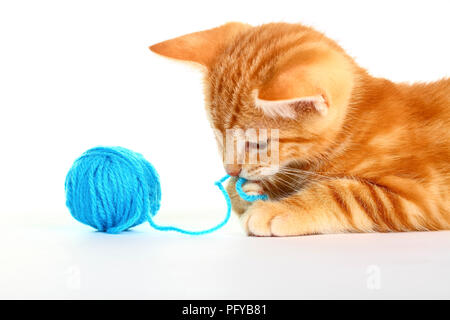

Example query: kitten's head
[150,22,356,181]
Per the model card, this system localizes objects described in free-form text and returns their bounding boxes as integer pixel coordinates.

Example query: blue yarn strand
[146,175,233,235]
[147,175,267,235]
[235,177,269,201]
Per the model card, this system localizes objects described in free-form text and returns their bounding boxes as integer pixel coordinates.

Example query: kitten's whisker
[279,167,335,181]
[266,176,297,198]
[271,174,299,190]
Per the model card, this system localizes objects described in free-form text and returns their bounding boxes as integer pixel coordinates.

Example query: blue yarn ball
[65,146,161,234]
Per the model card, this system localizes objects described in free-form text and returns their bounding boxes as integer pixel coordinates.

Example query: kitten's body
[151,23,450,236]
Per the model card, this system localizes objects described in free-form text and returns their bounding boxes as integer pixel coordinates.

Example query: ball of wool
[65,146,161,234]
[65,146,268,235]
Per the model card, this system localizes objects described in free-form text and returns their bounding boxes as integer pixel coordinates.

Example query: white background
[0,0,449,299]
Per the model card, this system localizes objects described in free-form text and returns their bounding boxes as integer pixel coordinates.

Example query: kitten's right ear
[149,22,251,68]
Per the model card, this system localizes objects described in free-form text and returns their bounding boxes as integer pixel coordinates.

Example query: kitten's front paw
[227,178,264,215]
[240,201,304,237]
[241,181,264,196]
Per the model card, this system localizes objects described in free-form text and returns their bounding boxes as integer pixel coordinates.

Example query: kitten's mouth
[238,171,264,181]
[239,173,274,183]
[239,166,280,181]
[239,175,257,182]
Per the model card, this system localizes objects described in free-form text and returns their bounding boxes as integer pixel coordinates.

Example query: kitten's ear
[254,91,328,119]
[149,22,251,68]
[254,48,354,119]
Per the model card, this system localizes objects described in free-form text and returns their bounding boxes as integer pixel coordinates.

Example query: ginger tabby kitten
[150,22,450,236]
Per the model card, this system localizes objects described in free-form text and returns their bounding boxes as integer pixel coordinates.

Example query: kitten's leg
[241,177,449,236]
[226,177,264,215]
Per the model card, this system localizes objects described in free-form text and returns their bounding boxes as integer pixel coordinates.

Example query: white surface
[1,212,450,299]
[0,0,449,299]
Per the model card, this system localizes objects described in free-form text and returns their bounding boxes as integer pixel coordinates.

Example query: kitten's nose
[224,164,241,177]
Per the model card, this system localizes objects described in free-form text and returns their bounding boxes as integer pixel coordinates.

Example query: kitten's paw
[240,201,280,236]
[240,201,305,237]
[227,179,265,215]
[241,181,264,196]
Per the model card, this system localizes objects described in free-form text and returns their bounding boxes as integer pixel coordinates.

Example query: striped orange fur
[150,22,450,236]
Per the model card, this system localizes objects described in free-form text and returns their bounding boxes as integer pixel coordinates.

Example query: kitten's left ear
[254,90,329,119]
[149,22,251,68]
[254,47,354,119]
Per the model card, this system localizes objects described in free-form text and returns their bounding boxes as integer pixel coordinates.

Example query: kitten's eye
[257,141,268,150]
[246,140,268,151]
